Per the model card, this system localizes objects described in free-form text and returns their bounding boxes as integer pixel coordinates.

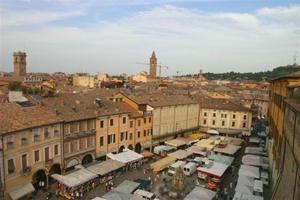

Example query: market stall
[139,151,155,163]
[233,192,264,200]
[196,161,229,179]
[107,148,144,171]
[207,129,219,135]
[208,153,234,165]
[189,133,208,140]
[168,150,193,160]
[134,178,151,191]
[87,159,125,183]
[213,144,241,155]
[150,156,176,172]
[8,182,35,200]
[186,146,208,156]
[165,139,187,149]
[176,137,199,146]
[153,145,175,156]
[237,175,255,187]
[194,139,217,150]
[184,186,216,200]
[102,190,133,200]
[51,165,98,199]
[238,165,260,179]
[115,180,140,194]
[242,155,269,169]
[245,147,268,157]
[222,137,243,146]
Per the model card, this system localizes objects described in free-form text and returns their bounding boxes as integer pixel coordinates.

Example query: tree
[8,82,22,91]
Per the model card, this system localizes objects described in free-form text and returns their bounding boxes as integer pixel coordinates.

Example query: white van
[253,180,263,197]
[167,161,186,176]
[183,162,197,176]
[133,189,160,200]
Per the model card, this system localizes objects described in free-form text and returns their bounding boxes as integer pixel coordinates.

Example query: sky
[0,0,299,76]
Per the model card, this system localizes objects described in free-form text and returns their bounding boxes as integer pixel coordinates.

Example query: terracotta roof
[199,98,253,112]
[119,101,142,117]
[0,103,63,134]
[29,90,129,122]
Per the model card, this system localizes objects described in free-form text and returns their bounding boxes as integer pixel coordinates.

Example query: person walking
[230,182,233,189]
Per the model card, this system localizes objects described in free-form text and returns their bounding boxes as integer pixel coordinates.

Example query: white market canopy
[208,153,234,166]
[8,182,35,200]
[242,155,269,168]
[102,190,133,200]
[168,150,193,160]
[249,137,262,144]
[233,192,264,200]
[115,180,140,194]
[87,159,125,176]
[184,186,216,200]
[238,175,255,187]
[107,148,144,164]
[186,146,207,156]
[213,144,241,155]
[245,147,268,157]
[51,165,98,188]
[207,129,219,135]
[235,184,254,195]
[196,161,229,178]
[165,139,187,147]
[238,165,260,179]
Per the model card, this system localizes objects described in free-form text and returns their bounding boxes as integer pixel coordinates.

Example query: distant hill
[200,65,300,82]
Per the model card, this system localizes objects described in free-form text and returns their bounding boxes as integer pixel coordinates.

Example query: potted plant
[7,141,13,144]
[22,137,27,140]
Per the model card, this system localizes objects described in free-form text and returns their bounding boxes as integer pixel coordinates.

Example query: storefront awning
[66,159,79,168]
[8,182,35,200]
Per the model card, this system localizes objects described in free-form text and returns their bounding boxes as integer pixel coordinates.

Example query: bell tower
[149,51,157,77]
[13,51,27,76]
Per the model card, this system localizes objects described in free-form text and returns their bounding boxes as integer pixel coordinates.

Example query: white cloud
[256,4,299,23]
[1,10,85,27]
[1,4,298,75]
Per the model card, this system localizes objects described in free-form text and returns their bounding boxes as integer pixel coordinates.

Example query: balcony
[44,131,50,139]
[21,138,28,145]
[6,142,14,150]
[33,135,41,142]
[20,166,31,176]
[64,129,96,141]
[54,130,59,137]
[44,158,53,166]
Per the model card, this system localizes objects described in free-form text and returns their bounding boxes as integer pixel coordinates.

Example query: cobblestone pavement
[34,145,272,200]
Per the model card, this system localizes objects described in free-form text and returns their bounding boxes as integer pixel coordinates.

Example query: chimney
[75,100,80,105]
[94,110,99,115]
[54,109,58,116]
[72,107,76,113]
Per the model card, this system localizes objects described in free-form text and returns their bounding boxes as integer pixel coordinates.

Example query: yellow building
[73,73,94,88]
[198,98,253,135]
[268,71,300,189]
[0,103,63,200]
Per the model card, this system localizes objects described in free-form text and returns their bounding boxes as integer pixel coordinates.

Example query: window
[74,141,78,152]
[144,130,146,137]
[44,127,50,139]
[110,119,114,126]
[54,125,59,137]
[90,120,95,129]
[6,135,14,149]
[243,115,247,120]
[45,147,50,161]
[90,137,94,147]
[243,122,246,128]
[130,120,133,128]
[169,123,173,132]
[65,143,69,154]
[108,134,115,144]
[20,132,28,145]
[138,119,141,126]
[222,121,225,126]
[130,132,133,140]
[99,136,104,146]
[221,114,227,118]
[65,124,70,134]
[203,119,206,125]
[233,114,236,119]
[232,122,235,127]
[175,123,179,131]
[212,120,215,125]
[74,122,79,133]
[213,113,216,117]
[149,117,151,123]
[122,117,126,124]
[148,129,151,136]
[100,120,104,128]
[82,121,87,131]
[7,159,15,174]
[204,112,207,117]
[54,144,59,156]
[82,139,87,149]
[144,118,147,124]
[34,150,40,162]
[121,132,127,141]
[137,131,140,138]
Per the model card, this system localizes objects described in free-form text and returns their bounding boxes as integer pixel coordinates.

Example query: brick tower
[13,51,27,76]
[149,51,157,77]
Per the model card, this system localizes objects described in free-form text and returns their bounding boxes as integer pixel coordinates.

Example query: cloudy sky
[1,0,299,76]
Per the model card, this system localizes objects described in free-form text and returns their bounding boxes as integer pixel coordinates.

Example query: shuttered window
[34,150,40,162]
[8,159,15,173]
[45,147,50,161]
[54,145,59,155]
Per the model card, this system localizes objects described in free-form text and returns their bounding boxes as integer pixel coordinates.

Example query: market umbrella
[211,177,221,183]
[206,182,217,189]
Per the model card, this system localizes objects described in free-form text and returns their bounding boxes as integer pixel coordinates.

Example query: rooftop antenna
[293,51,298,64]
